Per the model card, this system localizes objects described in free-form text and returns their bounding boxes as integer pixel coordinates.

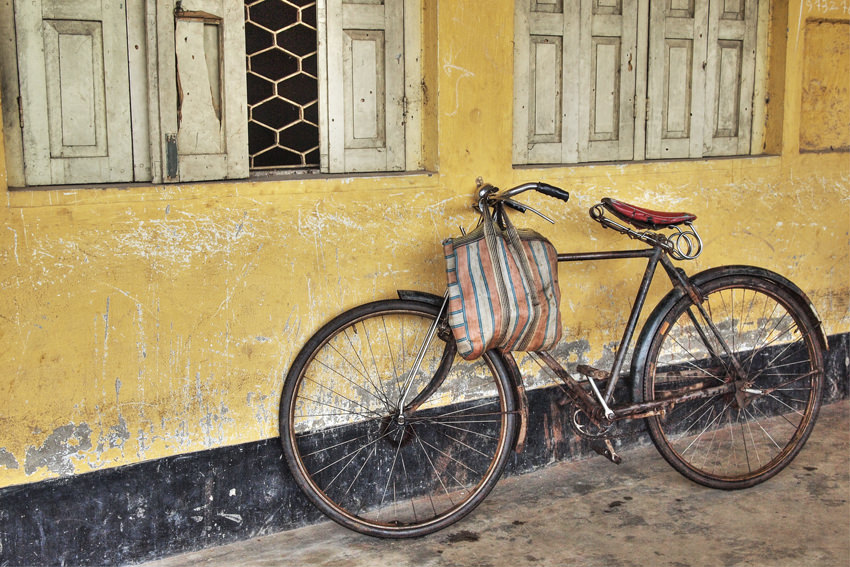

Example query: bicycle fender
[500,352,529,454]
[630,286,685,404]
[397,289,444,306]
[630,265,828,403]
[397,289,527,452]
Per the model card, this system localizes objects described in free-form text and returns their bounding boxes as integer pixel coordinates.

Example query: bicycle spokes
[644,276,823,488]
[281,300,517,536]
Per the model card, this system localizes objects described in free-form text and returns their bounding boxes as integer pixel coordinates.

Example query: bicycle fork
[396,290,450,414]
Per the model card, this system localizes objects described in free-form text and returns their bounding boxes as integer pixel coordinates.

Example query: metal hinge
[634,98,650,122]
[401,95,409,127]
[165,133,179,180]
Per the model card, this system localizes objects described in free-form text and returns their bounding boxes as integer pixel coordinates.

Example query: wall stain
[103,416,131,451]
[0,448,19,470]
[24,423,93,476]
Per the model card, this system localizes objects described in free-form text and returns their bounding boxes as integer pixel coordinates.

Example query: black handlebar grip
[536,182,570,202]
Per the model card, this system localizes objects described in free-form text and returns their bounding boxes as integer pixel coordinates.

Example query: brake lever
[499,198,555,224]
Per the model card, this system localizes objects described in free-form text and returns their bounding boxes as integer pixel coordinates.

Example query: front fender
[397,289,528,453]
[397,289,445,307]
[499,352,529,454]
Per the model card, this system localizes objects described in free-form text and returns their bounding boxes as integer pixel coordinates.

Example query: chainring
[570,405,618,439]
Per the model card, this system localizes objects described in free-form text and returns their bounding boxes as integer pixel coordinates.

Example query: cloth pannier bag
[443,205,562,360]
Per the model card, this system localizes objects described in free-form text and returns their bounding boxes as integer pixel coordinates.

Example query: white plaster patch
[806,0,850,15]
[0,448,20,470]
[24,423,93,476]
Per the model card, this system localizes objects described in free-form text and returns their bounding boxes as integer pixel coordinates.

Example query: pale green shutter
[514,0,639,165]
[578,0,639,162]
[703,0,758,156]
[514,0,575,164]
[646,0,709,159]
[14,0,134,185]
[155,0,249,182]
[320,0,407,173]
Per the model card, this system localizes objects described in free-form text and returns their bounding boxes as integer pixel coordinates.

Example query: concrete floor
[141,401,850,567]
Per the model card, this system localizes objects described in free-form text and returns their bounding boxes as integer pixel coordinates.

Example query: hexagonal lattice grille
[245,0,319,169]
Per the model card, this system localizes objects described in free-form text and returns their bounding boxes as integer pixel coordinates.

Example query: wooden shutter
[646,0,709,159]
[514,0,574,164]
[155,0,249,182]
[14,0,133,185]
[320,0,406,173]
[514,0,638,165]
[703,0,758,156]
[579,0,639,162]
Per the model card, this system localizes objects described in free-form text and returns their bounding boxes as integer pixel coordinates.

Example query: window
[246,0,321,170]
[0,0,421,187]
[513,0,762,165]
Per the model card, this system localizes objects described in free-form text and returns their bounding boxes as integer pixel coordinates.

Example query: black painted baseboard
[1,334,847,567]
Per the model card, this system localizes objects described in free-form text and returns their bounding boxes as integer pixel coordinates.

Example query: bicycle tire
[641,271,825,489]
[280,298,517,537]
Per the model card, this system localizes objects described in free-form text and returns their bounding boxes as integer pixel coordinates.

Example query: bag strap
[481,201,511,340]
[498,204,541,307]
[482,202,541,311]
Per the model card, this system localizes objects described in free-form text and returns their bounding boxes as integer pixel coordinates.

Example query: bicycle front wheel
[642,272,824,489]
[280,298,517,537]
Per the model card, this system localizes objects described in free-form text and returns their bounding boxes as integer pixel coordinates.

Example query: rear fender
[630,265,827,403]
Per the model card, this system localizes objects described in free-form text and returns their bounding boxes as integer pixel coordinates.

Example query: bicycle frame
[539,246,735,424]
[410,241,736,429]
[558,247,663,407]
[404,183,816,453]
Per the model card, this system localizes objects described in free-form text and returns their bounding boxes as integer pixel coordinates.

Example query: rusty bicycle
[279,180,826,537]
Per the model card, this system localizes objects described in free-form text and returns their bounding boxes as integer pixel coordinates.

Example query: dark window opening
[245,0,319,170]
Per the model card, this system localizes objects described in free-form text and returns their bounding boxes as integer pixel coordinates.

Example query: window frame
[512,0,769,167]
[0,0,424,189]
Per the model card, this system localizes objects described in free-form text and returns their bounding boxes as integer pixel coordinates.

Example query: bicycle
[279,180,827,538]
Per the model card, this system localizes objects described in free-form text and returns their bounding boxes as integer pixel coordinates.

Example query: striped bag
[443,204,562,360]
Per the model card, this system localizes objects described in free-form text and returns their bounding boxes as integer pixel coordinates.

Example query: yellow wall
[1,0,848,488]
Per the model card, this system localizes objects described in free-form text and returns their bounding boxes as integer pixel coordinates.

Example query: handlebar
[535,182,571,203]
[497,181,570,202]
[477,181,569,223]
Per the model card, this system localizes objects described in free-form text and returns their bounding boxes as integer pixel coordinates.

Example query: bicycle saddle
[601,197,697,230]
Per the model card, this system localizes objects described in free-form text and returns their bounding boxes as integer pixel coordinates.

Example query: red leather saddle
[601,197,697,230]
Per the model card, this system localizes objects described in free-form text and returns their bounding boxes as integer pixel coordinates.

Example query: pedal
[576,364,610,383]
[590,438,622,465]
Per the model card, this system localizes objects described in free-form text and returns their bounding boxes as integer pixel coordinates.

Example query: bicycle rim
[644,274,824,488]
[280,300,517,537]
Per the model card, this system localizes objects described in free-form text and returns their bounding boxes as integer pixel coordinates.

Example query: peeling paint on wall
[0,169,847,488]
[0,448,19,470]
[24,423,93,476]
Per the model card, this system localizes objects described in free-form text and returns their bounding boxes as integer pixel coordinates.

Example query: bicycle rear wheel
[280,298,517,537]
[642,271,824,489]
